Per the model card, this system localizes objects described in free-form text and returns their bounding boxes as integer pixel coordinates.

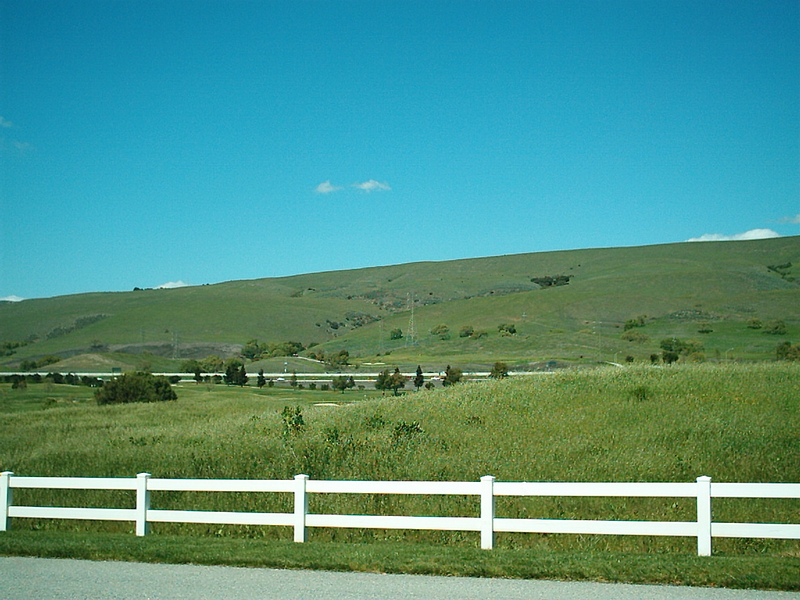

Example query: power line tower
[406,292,417,346]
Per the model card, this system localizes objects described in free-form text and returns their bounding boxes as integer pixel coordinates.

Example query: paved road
[1,557,798,599]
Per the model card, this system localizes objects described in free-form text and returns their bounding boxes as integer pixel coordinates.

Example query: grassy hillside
[1,363,798,559]
[2,237,799,370]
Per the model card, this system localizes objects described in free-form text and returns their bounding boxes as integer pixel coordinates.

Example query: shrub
[430,324,450,340]
[764,320,788,335]
[459,325,474,338]
[621,330,649,343]
[747,318,763,330]
[623,315,647,331]
[95,372,177,405]
[497,323,516,336]
[489,362,509,379]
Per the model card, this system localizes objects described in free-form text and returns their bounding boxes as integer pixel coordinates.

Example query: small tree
[459,325,474,338]
[489,362,509,379]
[389,367,405,396]
[375,369,391,394]
[414,365,424,390]
[332,375,350,394]
[224,359,243,385]
[443,365,463,386]
[390,328,403,340]
[257,369,266,388]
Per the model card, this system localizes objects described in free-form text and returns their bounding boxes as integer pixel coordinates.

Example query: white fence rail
[2,472,798,556]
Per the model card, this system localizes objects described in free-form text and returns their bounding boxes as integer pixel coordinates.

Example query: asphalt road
[1,557,798,600]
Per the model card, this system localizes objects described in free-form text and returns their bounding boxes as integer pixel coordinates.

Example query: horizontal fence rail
[1,472,798,556]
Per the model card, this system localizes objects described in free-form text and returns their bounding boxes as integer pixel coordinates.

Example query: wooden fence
[2,472,798,556]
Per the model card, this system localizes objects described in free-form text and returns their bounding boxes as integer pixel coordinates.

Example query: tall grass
[1,364,798,555]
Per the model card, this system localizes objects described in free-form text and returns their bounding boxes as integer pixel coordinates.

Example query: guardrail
[2,472,798,556]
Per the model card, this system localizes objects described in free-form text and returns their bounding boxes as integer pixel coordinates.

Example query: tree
[257,369,266,388]
[95,372,177,405]
[459,325,474,338]
[389,367,405,396]
[489,362,509,379]
[237,364,248,387]
[443,365,463,386]
[375,369,391,394]
[325,349,350,369]
[390,328,403,340]
[224,359,244,386]
[414,365,424,390]
[332,376,350,394]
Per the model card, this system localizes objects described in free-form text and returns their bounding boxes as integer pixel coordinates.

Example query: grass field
[1,365,797,554]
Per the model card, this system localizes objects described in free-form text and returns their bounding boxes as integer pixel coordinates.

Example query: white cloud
[687,228,782,242]
[353,179,391,192]
[315,180,342,194]
[0,116,13,128]
[0,295,25,302]
[779,214,800,224]
[156,280,189,289]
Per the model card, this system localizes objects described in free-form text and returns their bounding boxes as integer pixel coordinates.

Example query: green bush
[94,372,177,405]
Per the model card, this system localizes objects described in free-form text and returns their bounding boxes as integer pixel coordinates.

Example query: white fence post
[136,473,151,536]
[696,475,712,556]
[0,472,12,532]
[294,474,309,543]
[480,475,495,550]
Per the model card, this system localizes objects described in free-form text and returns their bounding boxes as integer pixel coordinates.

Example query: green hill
[2,237,799,371]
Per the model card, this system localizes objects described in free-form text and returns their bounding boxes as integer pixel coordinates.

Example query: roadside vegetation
[0,364,797,588]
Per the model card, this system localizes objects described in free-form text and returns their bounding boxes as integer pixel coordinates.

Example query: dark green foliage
[392,420,423,443]
[223,359,247,386]
[257,369,266,388]
[443,365,462,386]
[94,372,177,405]
[332,376,354,394]
[497,323,516,336]
[280,406,304,436]
[430,324,450,340]
[414,365,424,390]
[19,355,61,371]
[623,315,647,331]
[764,320,788,335]
[776,341,800,361]
[389,328,403,340]
[325,349,350,368]
[530,274,572,288]
[629,385,651,401]
[489,362,509,379]
[458,325,474,338]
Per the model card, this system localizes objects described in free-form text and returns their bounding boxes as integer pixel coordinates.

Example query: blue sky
[1,0,798,300]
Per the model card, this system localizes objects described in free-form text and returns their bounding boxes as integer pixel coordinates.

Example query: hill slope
[2,237,799,369]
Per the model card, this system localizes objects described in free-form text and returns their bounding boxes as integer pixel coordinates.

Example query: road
[1,557,798,599]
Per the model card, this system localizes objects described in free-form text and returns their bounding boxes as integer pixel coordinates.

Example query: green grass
[2,237,799,369]
[1,532,798,590]
[1,364,799,588]
[1,365,798,557]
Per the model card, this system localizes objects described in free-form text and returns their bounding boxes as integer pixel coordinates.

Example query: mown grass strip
[0,531,798,591]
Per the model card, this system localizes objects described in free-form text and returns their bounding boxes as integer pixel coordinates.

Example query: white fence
[2,472,798,556]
